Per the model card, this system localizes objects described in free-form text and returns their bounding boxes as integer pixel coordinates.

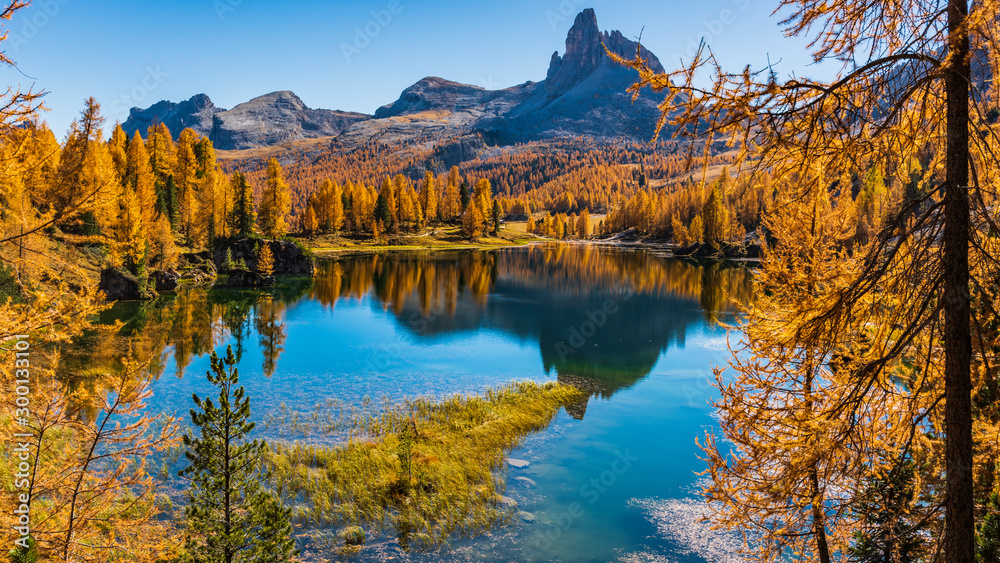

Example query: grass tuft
[264,381,583,556]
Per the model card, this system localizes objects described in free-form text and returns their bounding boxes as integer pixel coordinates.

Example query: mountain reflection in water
[69,244,751,422]
[310,244,752,418]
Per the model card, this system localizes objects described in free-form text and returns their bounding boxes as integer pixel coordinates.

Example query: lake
[79,242,753,563]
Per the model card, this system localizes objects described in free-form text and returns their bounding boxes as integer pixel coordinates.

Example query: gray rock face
[151,270,179,291]
[429,135,487,168]
[123,91,371,150]
[99,268,156,301]
[222,270,275,288]
[211,91,370,150]
[213,238,314,277]
[375,77,493,118]
[121,94,219,140]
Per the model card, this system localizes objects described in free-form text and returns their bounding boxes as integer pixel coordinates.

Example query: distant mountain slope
[122,91,371,151]
[122,8,668,151]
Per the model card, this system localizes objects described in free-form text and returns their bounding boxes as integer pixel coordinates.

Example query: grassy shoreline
[264,381,584,558]
[295,225,543,256]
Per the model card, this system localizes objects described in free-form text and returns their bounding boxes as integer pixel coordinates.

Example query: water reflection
[69,244,751,420]
[311,245,752,417]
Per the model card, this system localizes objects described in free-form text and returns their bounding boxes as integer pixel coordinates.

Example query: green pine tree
[848,460,926,563]
[374,191,391,229]
[179,346,297,563]
[8,536,37,563]
[459,181,470,210]
[491,200,502,236]
[979,492,1000,562]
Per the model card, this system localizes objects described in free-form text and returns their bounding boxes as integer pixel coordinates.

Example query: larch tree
[421,170,438,224]
[303,202,318,238]
[474,178,493,220]
[616,0,1000,558]
[174,128,200,245]
[577,209,590,239]
[257,158,291,238]
[444,166,461,221]
[193,137,218,245]
[114,181,146,275]
[702,183,728,249]
[52,98,118,227]
[124,131,157,226]
[257,243,275,277]
[461,198,485,240]
[108,123,128,178]
[329,180,344,231]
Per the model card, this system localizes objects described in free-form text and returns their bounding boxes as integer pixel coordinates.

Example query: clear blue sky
[0,0,821,136]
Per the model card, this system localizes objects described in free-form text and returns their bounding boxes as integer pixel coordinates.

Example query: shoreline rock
[214,237,314,277]
[99,268,157,301]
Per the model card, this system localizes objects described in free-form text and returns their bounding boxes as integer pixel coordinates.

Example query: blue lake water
[90,243,752,562]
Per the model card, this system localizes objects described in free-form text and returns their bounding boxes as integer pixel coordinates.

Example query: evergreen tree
[459,181,470,210]
[374,190,391,230]
[179,346,297,563]
[231,172,255,237]
[156,174,178,227]
[978,493,1000,563]
[848,461,926,563]
[491,199,502,235]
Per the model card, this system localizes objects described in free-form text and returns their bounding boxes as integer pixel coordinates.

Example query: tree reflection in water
[312,244,753,417]
[68,244,751,420]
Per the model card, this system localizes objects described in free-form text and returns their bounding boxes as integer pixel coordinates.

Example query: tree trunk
[943,0,975,560]
[810,469,832,563]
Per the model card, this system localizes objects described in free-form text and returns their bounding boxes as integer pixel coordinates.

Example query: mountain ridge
[122,8,668,151]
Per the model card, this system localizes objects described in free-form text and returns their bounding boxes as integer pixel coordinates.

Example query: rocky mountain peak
[546,8,604,95]
[545,8,664,97]
[240,90,307,111]
[123,90,371,150]
[375,76,489,118]
[122,93,221,140]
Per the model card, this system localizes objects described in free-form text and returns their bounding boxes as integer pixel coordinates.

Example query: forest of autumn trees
[6,0,1000,558]
[616,0,1000,560]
